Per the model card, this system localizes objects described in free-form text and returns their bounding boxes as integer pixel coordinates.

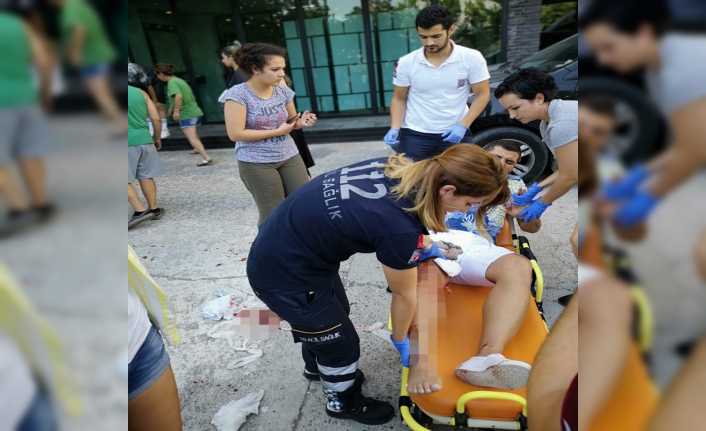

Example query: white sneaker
[455,353,531,389]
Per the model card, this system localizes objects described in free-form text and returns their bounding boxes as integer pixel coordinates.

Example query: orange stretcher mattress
[582,227,659,431]
[408,221,548,422]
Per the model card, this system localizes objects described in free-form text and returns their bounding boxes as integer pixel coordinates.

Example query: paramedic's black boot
[324,372,394,425]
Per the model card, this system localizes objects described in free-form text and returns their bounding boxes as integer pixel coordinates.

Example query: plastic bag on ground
[211,390,265,431]
[201,295,240,321]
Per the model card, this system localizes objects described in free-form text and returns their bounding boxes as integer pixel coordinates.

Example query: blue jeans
[396,128,472,161]
[128,325,171,400]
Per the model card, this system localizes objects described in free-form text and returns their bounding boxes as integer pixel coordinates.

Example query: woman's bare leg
[578,276,632,430]
[527,295,578,431]
[477,254,532,356]
[128,366,182,431]
[181,127,210,162]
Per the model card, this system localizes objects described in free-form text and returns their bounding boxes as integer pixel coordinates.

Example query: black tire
[470,126,549,184]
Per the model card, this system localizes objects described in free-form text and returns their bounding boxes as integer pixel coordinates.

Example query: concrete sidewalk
[127,142,577,431]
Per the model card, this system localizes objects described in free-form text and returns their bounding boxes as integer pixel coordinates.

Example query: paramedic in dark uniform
[247,144,509,425]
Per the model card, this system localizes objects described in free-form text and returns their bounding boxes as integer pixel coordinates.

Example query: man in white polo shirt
[384,4,491,160]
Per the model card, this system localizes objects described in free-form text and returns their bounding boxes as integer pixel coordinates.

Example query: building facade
[128,0,575,122]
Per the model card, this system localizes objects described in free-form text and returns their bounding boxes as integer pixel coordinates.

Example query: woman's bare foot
[408,360,442,394]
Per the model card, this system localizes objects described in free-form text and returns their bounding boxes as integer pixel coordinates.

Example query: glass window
[295,0,371,113]
[369,1,429,110]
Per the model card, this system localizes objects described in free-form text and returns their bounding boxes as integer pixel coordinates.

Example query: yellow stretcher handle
[630,287,654,352]
[455,390,528,418]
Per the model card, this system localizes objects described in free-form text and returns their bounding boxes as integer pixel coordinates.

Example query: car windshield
[517,34,578,72]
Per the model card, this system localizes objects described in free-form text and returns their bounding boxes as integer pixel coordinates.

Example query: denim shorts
[128,325,171,400]
[16,386,58,431]
[79,63,110,79]
[178,117,201,128]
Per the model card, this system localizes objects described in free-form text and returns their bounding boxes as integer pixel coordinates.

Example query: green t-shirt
[60,0,116,67]
[0,13,36,107]
[167,77,203,120]
[128,86,154,147]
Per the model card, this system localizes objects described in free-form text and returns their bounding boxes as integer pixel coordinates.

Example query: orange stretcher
[582,226,659,431]
[396,219,548,430]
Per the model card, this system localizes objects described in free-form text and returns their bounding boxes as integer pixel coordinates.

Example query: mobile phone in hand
[287,114,300,124]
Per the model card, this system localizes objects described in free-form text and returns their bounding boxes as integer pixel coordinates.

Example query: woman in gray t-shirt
[494,68,578,223]
[220,43,317,226]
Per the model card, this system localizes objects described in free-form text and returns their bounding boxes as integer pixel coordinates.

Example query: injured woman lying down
[407,212,534,394]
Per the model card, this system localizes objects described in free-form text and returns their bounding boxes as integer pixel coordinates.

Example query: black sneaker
[149,208,164,220]
[32,203,57,223]
[128,210,155,229]
[0,210,37,238]
[324,371,394,425]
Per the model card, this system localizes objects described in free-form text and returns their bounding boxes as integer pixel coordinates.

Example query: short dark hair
[494,68,558,102]
[580,95,617,118]
[579,0,670,36]
[234,43,287,74]
[154,63,175,76]
[484,140,523,161]
[415,4,455,30]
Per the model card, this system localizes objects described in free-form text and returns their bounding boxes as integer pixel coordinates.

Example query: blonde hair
[385,145,509,232]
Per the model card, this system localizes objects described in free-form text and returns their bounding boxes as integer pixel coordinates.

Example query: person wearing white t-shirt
[384,4,490,161]
[495,68,578,223]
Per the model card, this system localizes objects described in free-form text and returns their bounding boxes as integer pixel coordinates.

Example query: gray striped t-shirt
[219,83,298,163]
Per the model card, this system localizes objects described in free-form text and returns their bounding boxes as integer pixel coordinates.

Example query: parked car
[468,34,578,183]
[540,9,577,49]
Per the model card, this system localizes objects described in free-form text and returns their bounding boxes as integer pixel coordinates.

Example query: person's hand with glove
[612,190,660,227]
[419,239,463,261]
[518,198,551,222]
[391,335,410,367]
[512,182,542,207]
[601,165,650,201]
[441,124,468,144]
[384,128,400,148]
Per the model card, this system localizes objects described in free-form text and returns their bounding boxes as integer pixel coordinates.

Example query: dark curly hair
[234,43,287,75]
[494,68,558,102]
[579,0,670,36]
[415,4,455,30]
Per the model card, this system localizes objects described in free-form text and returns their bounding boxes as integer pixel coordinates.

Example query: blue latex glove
[384,128,400,147]
[613,190,660,227]
[418,242,446,261]
[441,124,468,144]
[518,199,551,222]
[601,165,650,201]
[512,182,542,206]
[391,335,410,367]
